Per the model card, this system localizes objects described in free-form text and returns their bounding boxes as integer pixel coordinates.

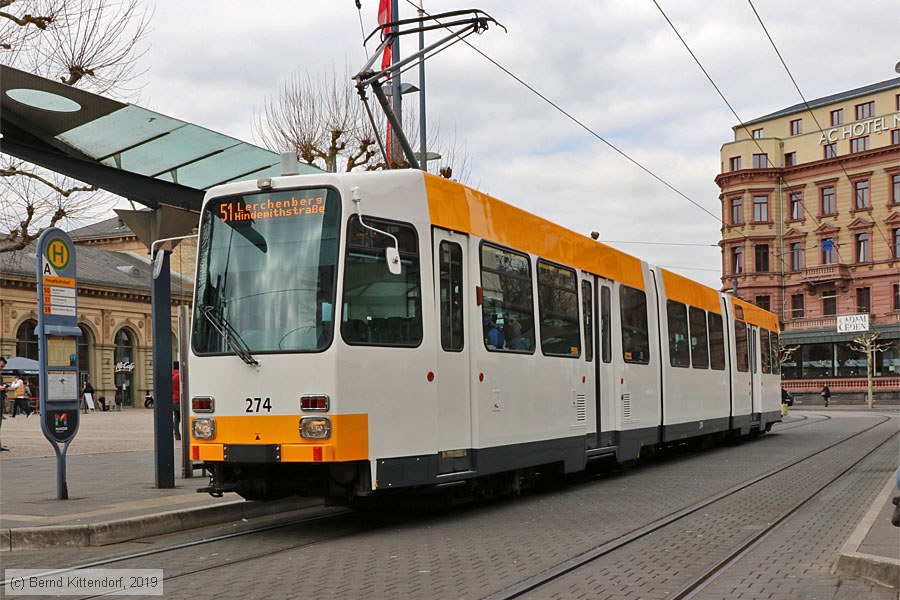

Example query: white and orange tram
[188,169,782,501]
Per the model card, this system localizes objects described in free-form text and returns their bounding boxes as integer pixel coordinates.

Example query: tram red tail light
[192,396,215,413]
[300,395,329,412]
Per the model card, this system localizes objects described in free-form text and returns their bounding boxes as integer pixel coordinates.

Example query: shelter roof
[1,64,321,212]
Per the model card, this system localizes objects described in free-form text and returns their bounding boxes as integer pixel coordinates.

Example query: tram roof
[0,64,321,213]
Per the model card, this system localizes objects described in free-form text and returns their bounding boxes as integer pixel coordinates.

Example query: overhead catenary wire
[398,0,731,238]
[746,0,894,253]
[650,0,847,266]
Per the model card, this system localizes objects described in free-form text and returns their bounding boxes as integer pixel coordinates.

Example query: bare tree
[252,65,474,183]
[0,0,152,252]
[850,332,891,409]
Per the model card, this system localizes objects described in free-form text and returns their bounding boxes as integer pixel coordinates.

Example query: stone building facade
[716,77,899,403]
[0,236,193,408]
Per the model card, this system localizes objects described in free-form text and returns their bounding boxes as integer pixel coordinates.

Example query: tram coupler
[197,483,238,498]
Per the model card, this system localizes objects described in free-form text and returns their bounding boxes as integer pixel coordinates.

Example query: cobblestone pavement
[518,415,898,599]
[0,407,162,459]
[6,411,888,600]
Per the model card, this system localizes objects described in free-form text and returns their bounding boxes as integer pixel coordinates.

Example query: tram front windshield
[192,188,340,355]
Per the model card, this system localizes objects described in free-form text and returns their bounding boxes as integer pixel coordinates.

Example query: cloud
[111,0,899,290]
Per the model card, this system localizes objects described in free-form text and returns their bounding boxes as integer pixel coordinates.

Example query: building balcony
[800,263,851,290]
[783,316,837,331]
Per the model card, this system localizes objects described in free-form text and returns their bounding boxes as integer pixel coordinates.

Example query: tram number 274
[245,397,272,413]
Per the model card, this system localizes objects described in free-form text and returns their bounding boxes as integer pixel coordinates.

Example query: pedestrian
[821,383,831,408]
[0,357,9,451]
[10,374,30,417]
[81,380,95,413]
[172,361,181,440]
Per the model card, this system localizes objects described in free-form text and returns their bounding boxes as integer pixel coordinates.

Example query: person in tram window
[484,316,505,349]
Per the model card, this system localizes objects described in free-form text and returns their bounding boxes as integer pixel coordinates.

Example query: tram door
[749,325,763,417]
[433,229,473,473]
[594,279,615,448]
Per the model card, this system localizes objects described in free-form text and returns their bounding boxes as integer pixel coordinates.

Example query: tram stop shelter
[0,64,321,487]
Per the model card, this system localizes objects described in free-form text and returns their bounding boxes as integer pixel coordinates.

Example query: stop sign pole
[36,228,82,500]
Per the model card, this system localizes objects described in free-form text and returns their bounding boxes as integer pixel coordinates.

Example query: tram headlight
[192,418,216,440]
[299,417,331,440]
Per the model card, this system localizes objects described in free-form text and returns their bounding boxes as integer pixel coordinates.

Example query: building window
[893,228,900,259]
[114,327,136,407]
[855,101,874,120]
[732,246,744,274]
[791,294,804,319]
[755,244,769,272]
[790,242,804,271]
[850,136,870,153]
[821,186,836,215]
[790,192,803,220]
[856,287,871,314]
[784,151,797,166]
[730,156,741,171]
[730,197,743,225]
[752,128,763,139]
[823,291,837,316]
[855,232,870,263]
[752,195,768,222]
[15,319,39,360]
[894,284,900,311]
[830,109,843,126]
[893,129,900,145]
[755,295,771,311]
[752,153,768,168]
[892,175,900,205]
[854,180,870,209]
[821,238,836,265]
[790,119,802,136]
[824,143,838,159]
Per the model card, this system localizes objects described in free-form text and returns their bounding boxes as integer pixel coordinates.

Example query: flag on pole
[378,0,391,70]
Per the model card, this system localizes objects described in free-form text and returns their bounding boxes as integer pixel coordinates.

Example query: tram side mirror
[386,246,401,276]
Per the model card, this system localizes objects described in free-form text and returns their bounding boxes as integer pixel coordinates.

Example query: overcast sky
[128,0,898,289]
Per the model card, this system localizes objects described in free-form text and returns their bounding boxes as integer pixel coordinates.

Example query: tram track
[484,414,895,600]
[2,413,888,600]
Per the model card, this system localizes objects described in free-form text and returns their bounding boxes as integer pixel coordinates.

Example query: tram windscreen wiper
[201,306,259,366]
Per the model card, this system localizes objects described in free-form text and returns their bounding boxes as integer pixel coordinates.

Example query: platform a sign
[36,227,82,499]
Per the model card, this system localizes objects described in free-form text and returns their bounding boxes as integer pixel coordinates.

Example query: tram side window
[666,300,690,367]
[480,243,535,352]
[582,280,593,362]
[537,261,581,357]
[689,306,709,369]
[734,321,750,372]
[600,286,612,363]
[708,312,726,370]
[760,329,772,374]
[771,332,781,375]
[439,241,464,352]
[341,216,422,346]
[620,286,650,364]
